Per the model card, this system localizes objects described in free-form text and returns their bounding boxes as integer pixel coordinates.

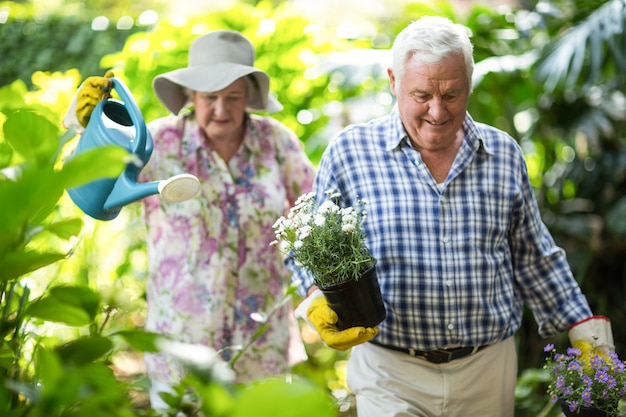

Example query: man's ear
[387,68,397,96]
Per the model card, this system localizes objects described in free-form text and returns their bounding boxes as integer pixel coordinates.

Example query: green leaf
[3,109,59,165]
[605,197,626,237]
[44,218,84,240]
[112,330,162,352]
[0,348,15,370]
[231,376,336,417]
[36,347,64,388]
[49,285,100,321]
[0,165,65,255]
[0,80,27,113]
[0,250,66,282]
[25,294,92,326]
[55,336,113,365]
[59,145,131,189]
[0,142,13,170]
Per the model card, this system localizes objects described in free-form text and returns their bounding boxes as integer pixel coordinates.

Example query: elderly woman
[66,30,315,409]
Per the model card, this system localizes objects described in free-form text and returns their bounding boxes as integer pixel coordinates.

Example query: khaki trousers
[347,337,517,417]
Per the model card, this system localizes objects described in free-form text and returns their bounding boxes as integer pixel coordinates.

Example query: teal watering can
[67,77,200,221]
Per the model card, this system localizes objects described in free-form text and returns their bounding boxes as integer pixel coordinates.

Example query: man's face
[388,53,470,152]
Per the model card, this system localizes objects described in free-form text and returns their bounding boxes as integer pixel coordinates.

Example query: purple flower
[596,371,609,383]
[581,388,591,401]
[606,376,617,388]
[568,361,581,371]
[567,347,582,356]
[544,344,554,352]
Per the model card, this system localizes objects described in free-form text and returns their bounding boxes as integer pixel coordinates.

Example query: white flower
[298,225,312,240]
[271,190,375,287]
[318,200,335,213]
[295,192,315,206]
[342,214,356,225]
[301,213,313,225]
[342,223,355,233]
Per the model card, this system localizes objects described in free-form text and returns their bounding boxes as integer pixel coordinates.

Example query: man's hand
[306,296,378,351]
[76,70,114,127]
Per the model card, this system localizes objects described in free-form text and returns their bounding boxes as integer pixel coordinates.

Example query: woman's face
[193,77,248,142]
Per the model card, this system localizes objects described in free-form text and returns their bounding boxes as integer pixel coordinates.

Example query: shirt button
[447,323,455,330]
[446,280,452,286]
[442,236,449,243]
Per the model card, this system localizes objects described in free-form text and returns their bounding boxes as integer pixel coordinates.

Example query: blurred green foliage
[98,1,374,164]
[0,1,146,90]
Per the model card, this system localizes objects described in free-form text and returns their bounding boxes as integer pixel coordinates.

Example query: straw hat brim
[153,62,282,115]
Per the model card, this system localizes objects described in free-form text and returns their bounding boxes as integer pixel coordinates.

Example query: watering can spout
[103,173,200,210]
[66,77,201,221]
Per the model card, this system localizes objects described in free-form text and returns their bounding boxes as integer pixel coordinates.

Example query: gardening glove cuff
[568,316,614,356]
[297,289,378,351]
[295,289,324,330]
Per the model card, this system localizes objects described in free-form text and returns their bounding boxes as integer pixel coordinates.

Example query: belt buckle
[424,349,454,364]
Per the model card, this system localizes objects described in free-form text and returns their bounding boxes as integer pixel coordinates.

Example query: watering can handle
[109,77,147,156]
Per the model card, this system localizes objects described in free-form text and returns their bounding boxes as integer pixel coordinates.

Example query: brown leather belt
[370,340,487,364]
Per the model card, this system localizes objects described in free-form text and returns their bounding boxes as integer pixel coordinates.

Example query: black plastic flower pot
[319,265,386,330]
[560,401,612,417]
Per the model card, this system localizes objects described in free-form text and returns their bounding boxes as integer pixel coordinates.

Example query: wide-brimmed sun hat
[153,30,282,115]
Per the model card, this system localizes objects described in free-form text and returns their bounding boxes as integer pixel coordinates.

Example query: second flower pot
[560,401,612,417]
[319,265,386,330]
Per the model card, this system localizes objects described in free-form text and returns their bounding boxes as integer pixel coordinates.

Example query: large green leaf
[58,145,132,189]
[0,142,13,170]
[230,376,336,417]
[534,0,626,92]
[3,108,59,166]
[605,197,626,237]
[35,347,64,391]
[0,250,66,282]
[0,164,65,256]
[112,330,161,352]
[25,292,92,326]
[55,336,113,365]
[0,80,27,114]
[44,218,83,240]
[49,285,100,321]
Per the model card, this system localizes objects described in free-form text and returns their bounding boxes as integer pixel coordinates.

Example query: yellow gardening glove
[306,296,378,351]
[76,70,115,127]
[568,316,615,366]
[571,339,613,368]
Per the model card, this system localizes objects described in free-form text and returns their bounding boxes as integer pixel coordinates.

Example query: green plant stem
[536,400,555,417]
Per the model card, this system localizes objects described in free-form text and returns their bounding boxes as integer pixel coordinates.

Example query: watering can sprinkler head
[158,173,200,203]
[66,77,200,221]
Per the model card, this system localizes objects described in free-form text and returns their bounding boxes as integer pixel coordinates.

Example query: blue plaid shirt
[292,109,592,351]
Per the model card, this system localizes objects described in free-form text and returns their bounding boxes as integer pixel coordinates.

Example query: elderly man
[293,16,613,417]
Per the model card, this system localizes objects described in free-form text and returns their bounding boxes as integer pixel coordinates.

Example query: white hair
[391,16,474,91]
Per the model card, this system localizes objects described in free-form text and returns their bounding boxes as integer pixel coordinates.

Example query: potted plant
[543,343,626,417]
[272,190,385,329]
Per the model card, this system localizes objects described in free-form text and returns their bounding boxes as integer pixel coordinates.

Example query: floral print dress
[139,113,315,385]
